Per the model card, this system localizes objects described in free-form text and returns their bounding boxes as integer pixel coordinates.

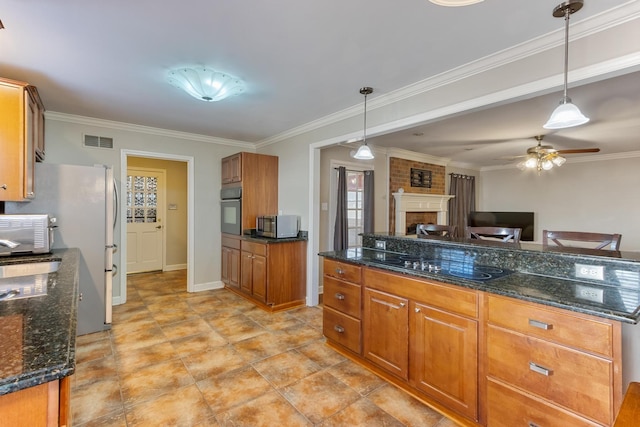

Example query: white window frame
[328,160,369,250]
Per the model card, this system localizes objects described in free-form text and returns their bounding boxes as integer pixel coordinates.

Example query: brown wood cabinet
[221,153,241,184]
[363,287,409,380]
[0,77,44,201]
[229,239,306,311]
[410,301,478,420]
[322,259,363,354]
[221,235,241,289]
[220,152,278,232]
[0,376,71,427]
[485,294,622,426]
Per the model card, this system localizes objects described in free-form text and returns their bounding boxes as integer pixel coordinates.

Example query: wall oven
[220,186,242,235]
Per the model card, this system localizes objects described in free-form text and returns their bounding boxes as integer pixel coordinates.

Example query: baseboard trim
[163,264,187,272]
[193,280,224,292]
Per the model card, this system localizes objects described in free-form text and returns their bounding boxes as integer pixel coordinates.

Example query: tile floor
[71,270,458,426]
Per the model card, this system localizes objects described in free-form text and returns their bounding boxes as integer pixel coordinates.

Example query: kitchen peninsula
[0,248,79,427]
[320,234,640,427]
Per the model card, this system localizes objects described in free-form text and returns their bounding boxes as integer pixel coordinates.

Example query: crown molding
[257,2,640,149]
[45,111,254,148]
[480,150,640,172]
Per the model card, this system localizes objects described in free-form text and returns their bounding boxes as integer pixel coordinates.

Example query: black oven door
[221,199,241,235]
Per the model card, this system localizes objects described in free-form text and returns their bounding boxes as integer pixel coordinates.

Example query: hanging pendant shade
[353,87,375,160]
[543,0,589,129]
[167,67,245,102]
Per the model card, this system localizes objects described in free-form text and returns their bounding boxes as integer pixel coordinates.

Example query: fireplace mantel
[392,192,455,235]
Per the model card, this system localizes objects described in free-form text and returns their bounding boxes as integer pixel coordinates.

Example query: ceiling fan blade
[556,148,601,154]
[498,154,527,160]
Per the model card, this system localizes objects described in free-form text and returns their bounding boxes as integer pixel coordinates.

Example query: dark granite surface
[240,229,308,244]
[0,248,79,395]
[320,234,640,324]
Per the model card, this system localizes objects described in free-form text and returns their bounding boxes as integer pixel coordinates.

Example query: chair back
[542,230,622,251]
[417,224,457,238]
[466,226,522,243]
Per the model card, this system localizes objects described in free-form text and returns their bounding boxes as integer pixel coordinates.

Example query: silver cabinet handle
[1,184,7,190]
[335,268,344,275]
[415,308,421,313]
[529,319,553,330]
[529,361,553,376]
[529,422,541,427]
[399,302,406,307]
[334,325,345,334]
[27,191,34,197]
[335,293,345,300]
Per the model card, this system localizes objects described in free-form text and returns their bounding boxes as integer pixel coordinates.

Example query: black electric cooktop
[370,253,513,282]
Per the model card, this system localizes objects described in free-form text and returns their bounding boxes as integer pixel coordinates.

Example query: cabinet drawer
[323,306,361,354]
[222,236,241,250]
[241,241,267,257]
[363,268,477,318]
[324,276,361,319]
[324,259,361,284]
[487,295,614,357]
[487,379,600,427]
[488,325,613,425]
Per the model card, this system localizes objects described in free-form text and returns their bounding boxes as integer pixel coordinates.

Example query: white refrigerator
[6,163,116,335]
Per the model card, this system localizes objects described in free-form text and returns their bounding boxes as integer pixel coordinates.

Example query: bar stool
[417,224,457,238]
[542,230,622,251]
[466,226,522,243]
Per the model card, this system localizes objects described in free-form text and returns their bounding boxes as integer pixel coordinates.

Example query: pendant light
[543,0,589,130]
[353,87,374,160]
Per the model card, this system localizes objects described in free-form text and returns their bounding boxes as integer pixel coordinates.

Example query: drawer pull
[415,308,421,313]
[528,319,553,330]
[528,422,540,427]
[334,293,345,300]
[529,361,553,376]
[399,302,406,308]
[334,325,345,334]
[335,268,344,275]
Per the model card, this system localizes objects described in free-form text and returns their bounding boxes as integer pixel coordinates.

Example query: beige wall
[127,156,188,269]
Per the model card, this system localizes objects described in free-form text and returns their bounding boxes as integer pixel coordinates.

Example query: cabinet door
[23,89,35,198]
[0,81,26,201]
[229,154,241,183]
[410,302,478,420]
[251,254,267,302]
[240,250,253,294]
[228,248,240,289]
[363,288,409,380]
[221,247,230,285]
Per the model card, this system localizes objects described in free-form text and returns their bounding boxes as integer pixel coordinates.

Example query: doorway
[119,150,194,304]
[126,166,166,274]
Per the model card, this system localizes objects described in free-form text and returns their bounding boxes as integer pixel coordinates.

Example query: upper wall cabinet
[221,153,242,184]
[0,77,45,201]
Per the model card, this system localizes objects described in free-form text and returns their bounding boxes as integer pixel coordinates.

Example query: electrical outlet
[575,284,604,303]
[375,240,386,250]
[575,264,604,281]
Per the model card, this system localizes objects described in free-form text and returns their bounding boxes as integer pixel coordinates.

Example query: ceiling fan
[506,135,600,171]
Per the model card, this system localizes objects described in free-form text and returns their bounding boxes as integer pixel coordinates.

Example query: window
[346,170,364,248]
[126,174,158,223]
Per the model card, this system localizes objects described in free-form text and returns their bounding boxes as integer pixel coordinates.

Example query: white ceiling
[2,0,639,168]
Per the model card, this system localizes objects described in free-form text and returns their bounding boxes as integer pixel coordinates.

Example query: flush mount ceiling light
[429,0,484,6]
[353,87,374,160]
[167,67,245,102]
[543,0,589,129]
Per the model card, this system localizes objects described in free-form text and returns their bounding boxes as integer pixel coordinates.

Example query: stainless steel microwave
[256,215,299,239]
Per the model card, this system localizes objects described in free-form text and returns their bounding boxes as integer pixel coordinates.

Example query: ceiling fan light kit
[543,0,589,130]
[353,87,375,160]
[167,67,245,102]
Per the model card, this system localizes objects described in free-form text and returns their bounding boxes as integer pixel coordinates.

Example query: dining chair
[542,230,622,251]
[417,224,457,238]
[466,226,522,243]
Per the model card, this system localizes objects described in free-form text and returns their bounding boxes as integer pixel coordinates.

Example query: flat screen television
[468,211,535,241]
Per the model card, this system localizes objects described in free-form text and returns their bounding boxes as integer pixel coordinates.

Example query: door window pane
[126,174,158,223]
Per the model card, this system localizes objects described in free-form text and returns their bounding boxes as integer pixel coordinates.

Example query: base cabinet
[227,239,306,311]
[0,376,71,427]
[363,288,409,380]
[221,235,241,289]
[410,301,478,420]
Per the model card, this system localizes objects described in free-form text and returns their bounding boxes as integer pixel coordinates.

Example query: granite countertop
[0,248,79,395]
[240,230,308,244]
[320,247,640,324]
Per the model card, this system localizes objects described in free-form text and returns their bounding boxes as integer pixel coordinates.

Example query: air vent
[83,134,114,149]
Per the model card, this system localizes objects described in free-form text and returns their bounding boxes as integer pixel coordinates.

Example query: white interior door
[126,168,165,274]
